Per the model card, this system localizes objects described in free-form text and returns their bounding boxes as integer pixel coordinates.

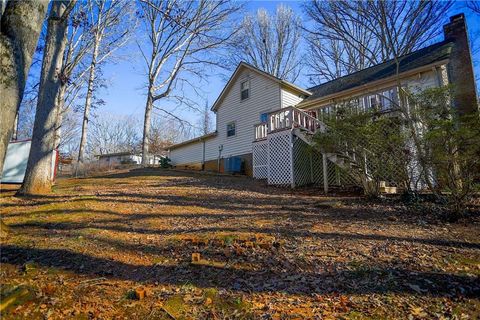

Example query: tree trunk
[53,84,67,150]
[0,0,49,175]
[75,34,100,176]
[142,92,154,166]
[12,112,18,141]
[17,1,72,196]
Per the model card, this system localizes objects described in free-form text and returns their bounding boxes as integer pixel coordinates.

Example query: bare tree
[18,1,77,195]
[0,0,49,174]
[467,1,480,92]
[303,0,453,83]
[137,0,239,166]
[75,0,134,175]
[303,1,379,83]
[149,116,192,155]
[228,5,302,82]
[57,107,81,157]
[467,1,480,15]
[196,100,214,136]
[87,113,140,156]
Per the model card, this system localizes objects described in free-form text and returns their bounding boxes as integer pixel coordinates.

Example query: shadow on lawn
[1,244,478,298]
[1,188,446,229]
[11,217,480,250]
[91,168,322,196]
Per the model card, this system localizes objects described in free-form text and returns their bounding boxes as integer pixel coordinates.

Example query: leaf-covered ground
[1,168,479,319]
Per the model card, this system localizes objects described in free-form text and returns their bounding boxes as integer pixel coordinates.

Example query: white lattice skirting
[267,130,293,186]
[253,130,360,188]
[252,140,268,179]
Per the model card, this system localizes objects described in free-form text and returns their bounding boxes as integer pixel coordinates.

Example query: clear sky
[65,1,480,132]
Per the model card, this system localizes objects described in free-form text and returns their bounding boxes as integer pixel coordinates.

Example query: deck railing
[254,122,268,141]
[254,106,327,141]
[269,106,326,134]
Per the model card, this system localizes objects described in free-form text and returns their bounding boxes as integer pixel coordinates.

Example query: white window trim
[240,79,250,101]
[226,121,236,138]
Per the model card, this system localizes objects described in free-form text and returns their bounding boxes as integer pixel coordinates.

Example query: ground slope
[1,168,479,319]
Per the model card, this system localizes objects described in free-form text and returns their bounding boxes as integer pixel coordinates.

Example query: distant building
[95,152,165,166]
[96,152,143,166]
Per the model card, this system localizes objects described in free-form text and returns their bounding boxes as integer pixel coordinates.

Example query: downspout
[218,145,223,173]
[202,140,206,170]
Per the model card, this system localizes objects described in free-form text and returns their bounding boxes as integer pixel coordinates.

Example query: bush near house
[312,86,480,215]
[408,86,480,214]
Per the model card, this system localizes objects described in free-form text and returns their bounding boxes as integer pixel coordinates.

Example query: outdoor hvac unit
[225,156,243,174]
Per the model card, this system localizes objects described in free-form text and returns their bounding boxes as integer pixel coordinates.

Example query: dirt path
[1,168,479,319]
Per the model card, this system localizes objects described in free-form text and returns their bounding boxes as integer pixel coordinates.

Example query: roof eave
[168,132,218,150]
[297,59,450,109]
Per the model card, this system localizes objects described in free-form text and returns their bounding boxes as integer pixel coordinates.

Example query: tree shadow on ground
[90,168,328,196]
[1,244,478,298]
[11,217,480,250]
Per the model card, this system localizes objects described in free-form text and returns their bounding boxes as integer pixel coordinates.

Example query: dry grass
[0,168,479,319]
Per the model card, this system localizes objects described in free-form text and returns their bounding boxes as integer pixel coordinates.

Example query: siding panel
[169,141,204,165]
[281,87,304,108]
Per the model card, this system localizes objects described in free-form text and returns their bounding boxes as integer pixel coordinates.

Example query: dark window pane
[227,122,235,137]
[241,89,249,100]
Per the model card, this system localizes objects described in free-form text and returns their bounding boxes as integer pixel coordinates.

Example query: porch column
[322,153,328,193]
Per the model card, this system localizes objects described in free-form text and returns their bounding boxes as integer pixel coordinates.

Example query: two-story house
[168,14,477,190]
[168,62,310,176]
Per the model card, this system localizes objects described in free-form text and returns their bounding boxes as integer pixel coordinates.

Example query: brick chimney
[443,13,478,115]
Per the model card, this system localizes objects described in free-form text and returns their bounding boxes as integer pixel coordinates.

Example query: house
[96,152,143,166]
[168,62,310,175]
[96,152,165,166]
[168,14,477,190]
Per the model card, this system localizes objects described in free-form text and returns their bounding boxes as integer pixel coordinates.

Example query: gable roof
[211,62,311,112]
[302,40,454,104]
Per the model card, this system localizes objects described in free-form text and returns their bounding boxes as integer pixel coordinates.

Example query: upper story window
[240,80,250,100]
[227,122,236,137]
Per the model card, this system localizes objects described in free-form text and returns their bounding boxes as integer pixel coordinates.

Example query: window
[369,95,379,110]
[226,122,236,137]
[240,80,249,100]
[380,88,398,111]
[260,112,268,123]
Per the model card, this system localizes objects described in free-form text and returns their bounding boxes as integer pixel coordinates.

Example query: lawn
[0,168,479,319]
